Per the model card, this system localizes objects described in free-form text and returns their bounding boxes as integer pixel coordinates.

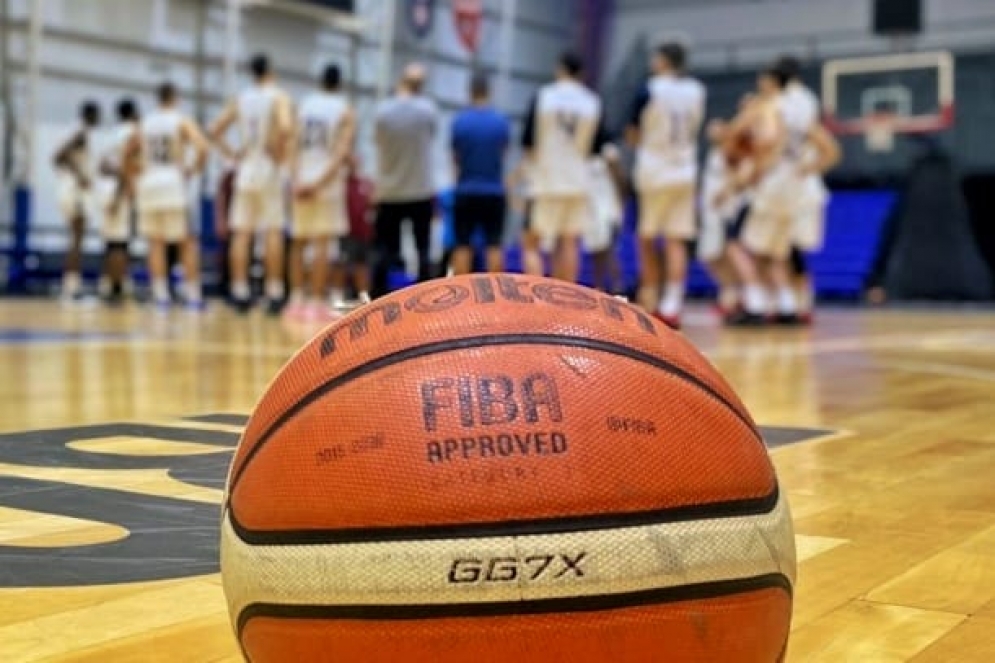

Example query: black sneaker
[231,296,253,314]
[773,313,804,326]
[725,310,767,327]
[265,298,285,317]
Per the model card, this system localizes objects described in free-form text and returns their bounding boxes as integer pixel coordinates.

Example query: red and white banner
[452,0,483,54]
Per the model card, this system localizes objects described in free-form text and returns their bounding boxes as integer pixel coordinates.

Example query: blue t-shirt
[451,106,509,196]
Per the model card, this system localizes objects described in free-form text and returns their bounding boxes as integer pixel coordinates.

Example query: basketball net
[865,111,897,152]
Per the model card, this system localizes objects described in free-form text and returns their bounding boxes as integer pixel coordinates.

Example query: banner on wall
[406,0,435,39]
[452,0,483,54]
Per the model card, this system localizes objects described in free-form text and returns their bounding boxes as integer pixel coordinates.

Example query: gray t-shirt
[374,94,438,203]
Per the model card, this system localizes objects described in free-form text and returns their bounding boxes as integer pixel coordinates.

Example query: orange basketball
[221,274,795,663]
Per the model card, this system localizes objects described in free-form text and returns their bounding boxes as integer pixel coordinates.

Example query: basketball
[220,274,795,662]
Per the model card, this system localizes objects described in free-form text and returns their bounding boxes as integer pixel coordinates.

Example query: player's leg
[450,194,475,275]
[173,211,203,309]
[307,235,330,317]
[768,216,800,324]
[520,201,543,276]
[287,198,312,314]
[228,191,256,311]
[483,194,506,273]
[657,185,695,328]
[636,190,663,313]
[65,210,86,300]
[141,210,171,308]
[727,206,770,325]
[346,238,372,303]
[552,196,584,284]
[261,186,287,315]
[411,199,435,284]
[371,203,404,298]
[790,247,814,324]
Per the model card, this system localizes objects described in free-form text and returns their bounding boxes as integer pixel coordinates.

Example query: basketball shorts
[340,236,370,265]
[291,196,348,239]
[97,179,131,243]
[453,193,506,248]
[231,158,285,232]
[139,208,187,243]
[531,195,590,251]
[584,207,618,254]
[57,173,89,221]
[742,163,804,259]
[637,183,695,241]
[231,186,285,232]
[792,176,829,252]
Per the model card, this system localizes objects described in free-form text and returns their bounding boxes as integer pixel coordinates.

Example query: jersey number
[147,136,172,164]
[667,109,695,149]
[301,118,328,150]
[556,111,579,138]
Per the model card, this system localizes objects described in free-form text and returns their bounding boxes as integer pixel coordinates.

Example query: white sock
[358,290,370,304]
[329,287,345,305]
[185,280,202,303]
[777,287,797,314]
[265,280,285,301]
[719,286,739,310]
[658,283,685,317]
[744,284,767,314]
[152,278,170,303]
[63,272,81,294]
[232,281,250,300]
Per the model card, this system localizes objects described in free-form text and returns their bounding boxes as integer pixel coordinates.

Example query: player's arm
[624,84,650,147]
[271,92,294,164]
[208,100,239,160]
[53,131,90,187]
[181,118,210,178]
[802,123,842,176]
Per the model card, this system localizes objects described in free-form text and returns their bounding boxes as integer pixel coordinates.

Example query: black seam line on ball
[227,483,780,545]
[229,333,760,496]
[236,572,793,635]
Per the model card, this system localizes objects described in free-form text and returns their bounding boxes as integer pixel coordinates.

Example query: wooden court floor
[1,298,994,662]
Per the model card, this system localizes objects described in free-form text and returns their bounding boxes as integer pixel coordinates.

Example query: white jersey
[235,83,289,191]
[526,79,603,197]
[589,157,621,225]
[104,122,137,175]
[296,91,349,199]
[779,82,819,164]
[633,74,706,190]
[138,109,186,210]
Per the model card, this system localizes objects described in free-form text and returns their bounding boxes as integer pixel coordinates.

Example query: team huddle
[514,46,840,329]
[52,44,839,327]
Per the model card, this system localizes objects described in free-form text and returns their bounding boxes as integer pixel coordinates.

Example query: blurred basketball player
[698,118,746,317]
[127,82,209,309]
[731,67,839,324]
[53,101,100,301]
[210,53,293,314]
[775,55,833,323]
[627,43,706,329]
[586,143,625,294]
[522,51,607,284]
[97,98,140,303]
[333,154,373,305]
[286,63,355,320]
[506,158,540,275]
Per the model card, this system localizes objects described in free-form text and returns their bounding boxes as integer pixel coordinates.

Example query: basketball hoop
[865,112,897,152]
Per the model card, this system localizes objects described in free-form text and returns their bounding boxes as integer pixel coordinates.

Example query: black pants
[372,199,434,298]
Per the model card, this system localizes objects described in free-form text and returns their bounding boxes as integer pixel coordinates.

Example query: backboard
[822,51,954,152]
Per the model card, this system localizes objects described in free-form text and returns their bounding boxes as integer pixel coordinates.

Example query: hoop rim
[824,103,955,136]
